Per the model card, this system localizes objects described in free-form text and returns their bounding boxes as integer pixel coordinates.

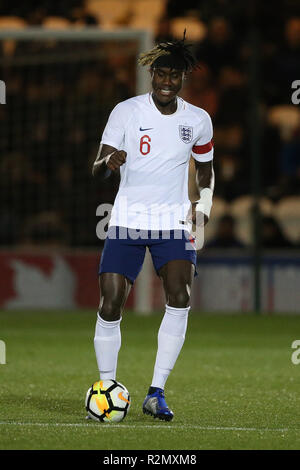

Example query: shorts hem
[155,259,197,277]
[99,270,135,284]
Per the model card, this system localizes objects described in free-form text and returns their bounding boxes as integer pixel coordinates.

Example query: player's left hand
[190,202,209,227]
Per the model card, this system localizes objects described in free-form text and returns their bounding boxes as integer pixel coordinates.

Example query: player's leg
[99,272,131,321]
[159,258,194,307]
[152,260,194,387]
[94,272,131,381]
[143,256,195,421]
[94,226,146,381]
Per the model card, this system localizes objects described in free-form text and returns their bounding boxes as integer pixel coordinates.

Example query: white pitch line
[0,422,294,433]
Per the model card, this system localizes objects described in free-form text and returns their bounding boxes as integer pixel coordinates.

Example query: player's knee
[167,288,190,308]
[99,301,122,322]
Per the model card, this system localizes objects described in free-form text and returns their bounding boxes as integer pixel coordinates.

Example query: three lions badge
[179,125,193,144]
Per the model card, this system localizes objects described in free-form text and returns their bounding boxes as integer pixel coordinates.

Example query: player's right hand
[105,150,127,171]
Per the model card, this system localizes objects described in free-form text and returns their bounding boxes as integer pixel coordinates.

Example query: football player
[92,32,214,421]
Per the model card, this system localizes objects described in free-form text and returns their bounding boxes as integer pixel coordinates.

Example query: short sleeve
[100,102,128,149]
[192,112,214,162]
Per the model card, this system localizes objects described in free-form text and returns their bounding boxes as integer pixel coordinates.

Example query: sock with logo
[150,304,190,390]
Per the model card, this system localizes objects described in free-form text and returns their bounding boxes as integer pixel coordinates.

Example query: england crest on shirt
[179,125,193,144]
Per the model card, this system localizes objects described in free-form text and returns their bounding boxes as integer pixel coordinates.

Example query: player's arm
[191,160,215,226]
[190,111,214,227]
[92,143,127,178]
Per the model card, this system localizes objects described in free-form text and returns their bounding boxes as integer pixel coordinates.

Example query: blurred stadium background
[0,0,300,313]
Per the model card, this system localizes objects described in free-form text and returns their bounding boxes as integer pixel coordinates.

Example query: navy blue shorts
[99,226,197,283]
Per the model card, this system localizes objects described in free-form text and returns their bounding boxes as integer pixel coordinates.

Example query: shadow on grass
[1,393,84,420]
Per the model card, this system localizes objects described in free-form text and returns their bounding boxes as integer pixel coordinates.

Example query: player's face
[151,67,184,105]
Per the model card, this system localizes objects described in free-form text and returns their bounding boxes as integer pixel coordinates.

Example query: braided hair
[138,30,199,72]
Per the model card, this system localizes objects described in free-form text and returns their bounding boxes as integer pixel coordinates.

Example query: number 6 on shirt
[140,135,151,155]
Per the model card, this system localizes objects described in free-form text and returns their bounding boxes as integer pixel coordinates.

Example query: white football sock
[151,304,190,390]
[94,313,121,380]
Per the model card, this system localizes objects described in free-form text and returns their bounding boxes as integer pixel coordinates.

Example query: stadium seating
[86,0,167,31]
[0,16,27,56]
[170,16,207,41]
[129,0,167,31]
[276,196,300,243]
[0,16,27,28]
[86,0,132,28]
[268,105,300,140]
[42,17,72,29]
[204,196,229,241]
[230,195,274,245]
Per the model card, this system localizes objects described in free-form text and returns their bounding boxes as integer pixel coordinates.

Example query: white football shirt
[100,93,214,230]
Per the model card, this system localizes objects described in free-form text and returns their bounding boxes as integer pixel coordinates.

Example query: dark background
[0,0,299,250]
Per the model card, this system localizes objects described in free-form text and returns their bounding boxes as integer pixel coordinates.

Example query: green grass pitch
[0,310,299,450]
